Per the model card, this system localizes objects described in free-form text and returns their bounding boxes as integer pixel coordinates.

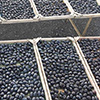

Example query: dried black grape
[69,0,100,14]
[33,0,70,16]
[0,0,35,19]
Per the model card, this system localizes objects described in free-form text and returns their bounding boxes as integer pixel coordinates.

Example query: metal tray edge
[1,18,38,24]
[30,40,49,100]
[96,0,100,5]
[0,39,32,43]
[38,37,74,41]
[75,36,100,39]
[63,0,75,14]
[33,39,52,100]
[39,15,73,21]
[29,0,39,16]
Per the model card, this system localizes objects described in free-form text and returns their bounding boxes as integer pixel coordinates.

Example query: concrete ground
[0,18,100,40]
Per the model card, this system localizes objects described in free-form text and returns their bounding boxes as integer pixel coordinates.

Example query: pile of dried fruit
[33,0,70,16]
[0,0,35,20]
[69,0,100,14]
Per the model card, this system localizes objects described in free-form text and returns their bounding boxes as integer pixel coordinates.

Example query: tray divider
[31,39,52,100]
[28,0,39,17]
[64,0,75,15]
[96,0,100,5]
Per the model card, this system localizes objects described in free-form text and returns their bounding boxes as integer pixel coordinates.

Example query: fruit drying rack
[0,37,100,100]
[0,0,100,36]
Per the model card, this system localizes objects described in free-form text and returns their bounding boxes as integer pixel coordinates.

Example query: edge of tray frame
[96,0,100,5]
[32,39,52,100]
[0,39,31,43]
[30,40,50,100]
[75,13,100,19]
[1,18,38,24]
[64,0,75,14]
[29,0,40,16]
[0,16,6,23]
[74,36,100,100]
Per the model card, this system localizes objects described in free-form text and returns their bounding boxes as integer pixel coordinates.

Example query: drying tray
[0,39,49,100]
[0,0,100,24]
[74,36,100,93]
[33,0,100,21]
[33,37,100,100]
[32,0,75,21]
[67,0,100,19]
[0,0,39,24]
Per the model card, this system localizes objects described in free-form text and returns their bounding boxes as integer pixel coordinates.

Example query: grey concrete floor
[0,18,100,40]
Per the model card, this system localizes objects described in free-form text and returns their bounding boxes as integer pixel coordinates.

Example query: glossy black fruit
[34,0,70,16]
[0,0,35,19]
[69,0,100,14]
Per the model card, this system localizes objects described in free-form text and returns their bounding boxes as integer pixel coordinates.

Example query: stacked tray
[34,37,100,100]
[0,0,100,24]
